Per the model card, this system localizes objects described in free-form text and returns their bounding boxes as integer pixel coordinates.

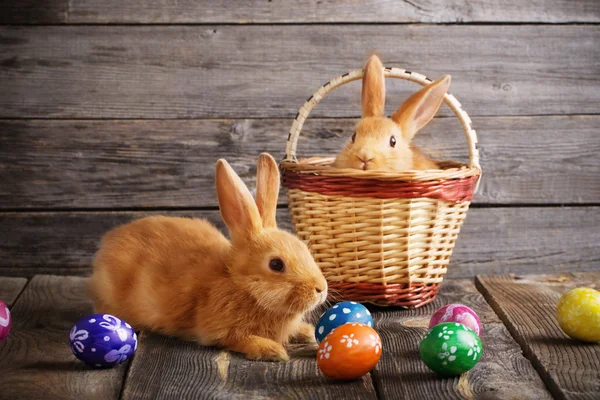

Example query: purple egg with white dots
[315,301,373,343]
[0,299,11,343]
[69,313,137,368]
[429,304,482,337]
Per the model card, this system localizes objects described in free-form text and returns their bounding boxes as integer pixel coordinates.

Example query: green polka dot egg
[419,322,482,376]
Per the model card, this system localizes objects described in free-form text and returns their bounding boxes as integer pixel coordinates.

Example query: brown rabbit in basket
[332,55,451,171]
[89,153,328,361]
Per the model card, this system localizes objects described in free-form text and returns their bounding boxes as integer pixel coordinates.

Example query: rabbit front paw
[291,322,317,344]
[228,335,289,362]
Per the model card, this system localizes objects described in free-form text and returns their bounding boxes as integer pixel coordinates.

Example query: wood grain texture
[1,116,598,209]
[1,206,598,277]
[371,279,552,399]
[476,273,600,400]
[1,0,599,23]
[0,277,27,306]
[1,25,598,118]
[0,275,127,400]
[122,331,377,400]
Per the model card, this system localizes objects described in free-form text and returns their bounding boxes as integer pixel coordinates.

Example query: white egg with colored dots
[315,301,373,343]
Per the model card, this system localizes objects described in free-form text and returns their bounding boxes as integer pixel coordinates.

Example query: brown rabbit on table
[332,55,451,171]
[89,153,327,361]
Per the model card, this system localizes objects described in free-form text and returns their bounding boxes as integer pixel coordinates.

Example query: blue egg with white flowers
[315,301,373,343]
[69,313,137,368]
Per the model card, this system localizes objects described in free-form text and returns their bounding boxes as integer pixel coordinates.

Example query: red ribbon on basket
[282,171,477,203]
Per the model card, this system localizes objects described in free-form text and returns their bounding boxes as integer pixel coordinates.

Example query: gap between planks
[0,277,29,307]
[2,204,600,214]
[1,22,600,27]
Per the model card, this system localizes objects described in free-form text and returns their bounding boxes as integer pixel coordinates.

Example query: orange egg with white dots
[317,323,382,380]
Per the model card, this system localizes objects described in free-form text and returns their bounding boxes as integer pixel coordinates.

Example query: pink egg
[0,299,11,343]
[429,304,481,336]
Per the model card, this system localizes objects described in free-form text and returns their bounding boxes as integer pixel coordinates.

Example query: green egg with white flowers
[419,322,482,376]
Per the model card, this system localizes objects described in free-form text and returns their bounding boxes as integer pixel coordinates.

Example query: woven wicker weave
[280,67,482,308]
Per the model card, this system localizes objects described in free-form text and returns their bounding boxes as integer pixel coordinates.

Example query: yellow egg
[556,287,600,343]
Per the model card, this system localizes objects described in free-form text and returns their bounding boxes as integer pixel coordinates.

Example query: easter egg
[420,322,482,376]
[315,301,373,343]
[429,304,482,336]
[556,287,600,343]
[317,323,382,380]
[70,313,137,368]
[0,299,11,343]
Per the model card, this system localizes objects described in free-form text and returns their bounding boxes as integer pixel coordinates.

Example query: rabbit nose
[315,282,327,294]
[358,155,373,164]
[358,155,373,170]
[316,279,328,295]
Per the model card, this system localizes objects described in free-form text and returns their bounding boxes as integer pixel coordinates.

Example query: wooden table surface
[0,272,598,400]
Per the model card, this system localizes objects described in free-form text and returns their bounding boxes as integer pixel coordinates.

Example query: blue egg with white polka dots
[315,301,373,344]
[69,313,137,368]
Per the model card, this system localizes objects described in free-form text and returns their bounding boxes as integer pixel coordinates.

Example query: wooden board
[371,279,552,399]
[476,273,600,400]
[0,275,127,400]
[1,116,598,209]
[1,206,598,277]
[1,25,598,118]
[122,332,376,399]
[1,0,598,24]
[0,277,28,306]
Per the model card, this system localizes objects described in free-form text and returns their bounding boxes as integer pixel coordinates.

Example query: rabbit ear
[391,75,451,141]
[362,55,386,118]
[216,159,262,239]
[255,153,280,228]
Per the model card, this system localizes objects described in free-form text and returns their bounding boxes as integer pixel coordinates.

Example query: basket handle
[283,67,481,174]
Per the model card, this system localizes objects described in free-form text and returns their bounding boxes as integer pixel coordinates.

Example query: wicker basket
[280,67,482,308]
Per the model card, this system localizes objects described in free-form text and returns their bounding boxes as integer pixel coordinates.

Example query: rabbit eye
[351,132,356,143]
[390,135,396,148]
[269,258,285,273]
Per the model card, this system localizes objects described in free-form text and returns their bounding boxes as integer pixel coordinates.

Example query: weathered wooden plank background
[0,1,599,279]
[371,279,551,399]
[1,26,599,119]
[0,275,128,400]
[1,207,599,277]
[123,331,377,399]
[1,0,599,24]
[0,277,27,306]
[476,273,600,399]
[5,274,580,399]
[1,116,598,208]
[0,4,599,399]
